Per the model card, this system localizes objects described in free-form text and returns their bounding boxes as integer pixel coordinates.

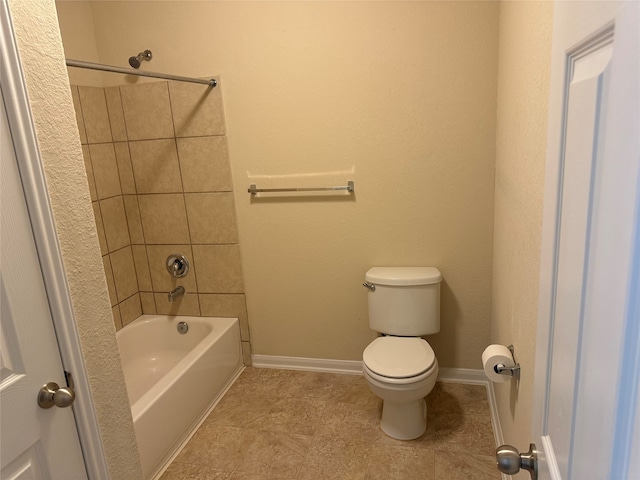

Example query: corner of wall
[491,0,554,452]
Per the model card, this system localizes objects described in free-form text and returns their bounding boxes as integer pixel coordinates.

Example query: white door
[531,1,640,480]
[0,86,87,477]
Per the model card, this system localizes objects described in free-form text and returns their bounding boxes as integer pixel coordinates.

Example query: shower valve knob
[167,254,189,278]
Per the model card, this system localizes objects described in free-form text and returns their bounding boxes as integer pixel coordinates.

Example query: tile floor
[160,367,500,480]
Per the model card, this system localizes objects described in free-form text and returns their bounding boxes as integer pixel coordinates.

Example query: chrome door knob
[496,443,538,480]
[37,382,76,409]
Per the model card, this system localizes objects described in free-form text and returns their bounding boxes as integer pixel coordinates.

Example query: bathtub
[116,314,243,479]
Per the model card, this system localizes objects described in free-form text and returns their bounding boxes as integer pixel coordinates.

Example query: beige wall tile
[105,87,127,142]
[120,82,174,140]
[168,80,225,137]
[177,136,233,192]
[100,196,130,252]
[89,143,121,199]
[193,245,244,293]
[71,86,87,144]
[78,86,112,144]
[200,294,250,341]
[242,341,252,366]
[92,202,108,256]
[138,194,190,244]
[120,294,142,327]
[131,245,152,291]
[103,255,117,306]
[154,293,200,316]
[112,305,123,331]
[129,139,183,194]
[123,195,144,244]
[140,292,157,314]
[110,246,139,302]
[146,245,197,292]
[185,193,238,244]
[82,145,97,201]
[114,142,136,194]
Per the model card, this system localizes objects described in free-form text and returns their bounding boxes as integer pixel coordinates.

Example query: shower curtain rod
[65,59,217,87]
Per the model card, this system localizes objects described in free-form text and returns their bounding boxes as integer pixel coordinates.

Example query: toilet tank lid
[365,267,442,286]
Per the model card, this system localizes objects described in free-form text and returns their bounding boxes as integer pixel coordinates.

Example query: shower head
[128,50,152,69]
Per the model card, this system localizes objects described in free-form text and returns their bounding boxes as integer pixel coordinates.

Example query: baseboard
[436,367,488,384]
[252,355,506,474]
[251,354,363,375]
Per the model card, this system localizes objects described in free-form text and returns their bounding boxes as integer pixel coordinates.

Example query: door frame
[1,2,110,478]
[532,1,640,478]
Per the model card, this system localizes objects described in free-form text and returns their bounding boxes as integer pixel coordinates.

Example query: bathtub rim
[116,314,244,479]
[116,314,239,420]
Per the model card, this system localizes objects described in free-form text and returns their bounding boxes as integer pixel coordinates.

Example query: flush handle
[362,282,376,292]
[496,443,537,480]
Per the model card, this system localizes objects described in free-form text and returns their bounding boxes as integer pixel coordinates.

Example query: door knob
[38,371,76,409]
[37,382,75,408]
[496,443,538,480]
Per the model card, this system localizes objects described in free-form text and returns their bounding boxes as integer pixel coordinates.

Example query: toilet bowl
[363,335,438,439]
[362,267,442,440]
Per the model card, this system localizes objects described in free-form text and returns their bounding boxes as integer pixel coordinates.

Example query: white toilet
[362,266,442,440]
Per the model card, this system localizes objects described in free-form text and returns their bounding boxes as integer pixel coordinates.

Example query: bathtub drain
[177,321,189,334]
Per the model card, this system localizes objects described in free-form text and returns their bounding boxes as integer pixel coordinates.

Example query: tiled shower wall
[71,80,252,364]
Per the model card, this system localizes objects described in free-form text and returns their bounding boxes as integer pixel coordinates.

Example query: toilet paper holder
[493,345,520,381]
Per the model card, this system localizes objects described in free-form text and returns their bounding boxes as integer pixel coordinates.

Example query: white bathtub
[116,314,243,479]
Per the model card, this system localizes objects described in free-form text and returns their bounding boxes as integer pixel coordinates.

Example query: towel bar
[248,181,354,195]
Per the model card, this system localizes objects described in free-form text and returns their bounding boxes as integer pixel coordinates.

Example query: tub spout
[168,286,185,302]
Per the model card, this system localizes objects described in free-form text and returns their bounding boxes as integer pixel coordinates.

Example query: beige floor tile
[228,367,295,397]
[161,461,230,480]
[315,399,382,441]
[434,413,496,457]
[298,436,371,480]
[435,382,490,415]
[328,374,381,407]
[434,450,500,480]
[204,389,274,429]
[231,430,311,479]
[228,473,296,480]
[276,370,340,400]
[160,371,498,480]
[173,426,254,472]
[364,444,435,480]
[262,397,327,436]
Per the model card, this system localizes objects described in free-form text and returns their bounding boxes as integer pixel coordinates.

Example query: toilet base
[380,398,427,440]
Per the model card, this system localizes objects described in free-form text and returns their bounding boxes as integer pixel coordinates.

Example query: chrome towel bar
[248,181,355,196]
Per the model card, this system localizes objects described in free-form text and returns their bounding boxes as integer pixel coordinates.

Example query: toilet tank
[365,267,442,336]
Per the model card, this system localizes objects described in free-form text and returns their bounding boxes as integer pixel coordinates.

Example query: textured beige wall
[7,1,142,478]
[493,0,553,464]
[56,1,499,368]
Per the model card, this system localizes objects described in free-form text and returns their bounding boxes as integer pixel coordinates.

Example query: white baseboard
[251,354,505,472]
[251,354,363,375]
[436,367,489,384]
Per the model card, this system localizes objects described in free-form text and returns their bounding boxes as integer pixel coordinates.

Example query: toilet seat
[363,336,436,383]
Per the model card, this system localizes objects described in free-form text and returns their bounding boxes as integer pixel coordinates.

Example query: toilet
[362,266,442,440]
